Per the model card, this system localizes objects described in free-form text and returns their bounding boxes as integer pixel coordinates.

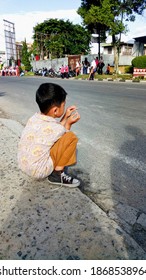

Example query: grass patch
[75,73,133,80]
[24,71,34,76]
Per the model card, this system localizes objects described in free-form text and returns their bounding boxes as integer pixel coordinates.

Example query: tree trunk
[114,45,119,74]
[112,35,119,74]
[98,29,100,59]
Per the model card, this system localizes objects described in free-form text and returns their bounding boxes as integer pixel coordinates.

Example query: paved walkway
[0,117,146,260]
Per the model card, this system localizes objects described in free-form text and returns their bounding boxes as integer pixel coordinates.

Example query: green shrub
[132,77,140,82]
[19,66,25,72]
[132,55,146,69]
[125,65,133,73]
[25,71,34,76]
[138,75,144,80]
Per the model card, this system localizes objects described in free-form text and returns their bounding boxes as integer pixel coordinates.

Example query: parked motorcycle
[34,69,42,76]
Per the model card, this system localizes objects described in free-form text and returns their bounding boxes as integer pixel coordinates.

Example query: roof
[102,41,133,47]
[127,39,134,44]
[133,36,146,43]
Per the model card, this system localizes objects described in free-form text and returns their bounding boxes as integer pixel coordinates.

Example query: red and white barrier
[133,68,146,77]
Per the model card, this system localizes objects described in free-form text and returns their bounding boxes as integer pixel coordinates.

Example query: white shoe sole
[48,179,80,188]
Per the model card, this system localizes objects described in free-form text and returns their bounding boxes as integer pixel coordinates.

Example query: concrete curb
[77,78,146,83]
[0,118,24,137]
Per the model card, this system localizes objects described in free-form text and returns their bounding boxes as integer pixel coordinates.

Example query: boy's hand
[65,111,80,129]
[60,105,80,129]
[60,105,77,126]
[65,105,77,118]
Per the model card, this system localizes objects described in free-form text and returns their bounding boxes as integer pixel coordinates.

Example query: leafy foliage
[124,65,133,73]
[33,19,91,58]
[78,0,146,38]
[78,0,146,73]
[78,0,108,40]
[132,56,146,68]
[21,40,31,71]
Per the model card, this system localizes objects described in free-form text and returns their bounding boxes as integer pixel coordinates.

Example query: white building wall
[90,42,103,55]
[0,18,5,52]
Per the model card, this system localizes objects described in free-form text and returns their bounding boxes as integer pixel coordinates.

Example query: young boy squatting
[17,83,80,187]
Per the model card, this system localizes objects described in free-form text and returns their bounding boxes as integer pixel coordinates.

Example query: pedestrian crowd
[0,66,20,77]
[0,57,111,81]
[74,56,111,80]
[41,56,110,80]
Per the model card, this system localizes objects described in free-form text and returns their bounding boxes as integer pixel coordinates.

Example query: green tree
[132,55,146,68]
[78,0,109,57]
[21,39,31,71]
[30,41,38,57]
[33,19,91,59]
[78,0,146,73]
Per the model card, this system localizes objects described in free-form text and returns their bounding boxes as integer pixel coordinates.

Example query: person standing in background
[83,57,90,74]
[60,65,65,79]
[98,56,105,75]
[88,66,94,80]
[95,57,99,73]
[16,66,20,77]
[64,65,69,79]
[75,60,81,76]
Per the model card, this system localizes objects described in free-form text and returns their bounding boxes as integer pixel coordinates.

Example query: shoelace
[49,182,64,192]
[61,172,72,183]
[49,172,71,192]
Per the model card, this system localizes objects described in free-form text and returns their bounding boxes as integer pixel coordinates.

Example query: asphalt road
[1,76,146,248]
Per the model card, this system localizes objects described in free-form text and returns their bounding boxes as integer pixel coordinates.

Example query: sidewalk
[0,117,146,260]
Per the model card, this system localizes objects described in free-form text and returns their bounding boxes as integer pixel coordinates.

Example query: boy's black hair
[36,83,67,114]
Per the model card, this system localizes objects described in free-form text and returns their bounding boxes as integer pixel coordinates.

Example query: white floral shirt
[18,113,66,179]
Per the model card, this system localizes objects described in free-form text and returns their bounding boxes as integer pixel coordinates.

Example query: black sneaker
[48,170,80,188]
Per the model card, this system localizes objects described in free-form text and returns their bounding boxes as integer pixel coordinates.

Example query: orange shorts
[50,131,78,168]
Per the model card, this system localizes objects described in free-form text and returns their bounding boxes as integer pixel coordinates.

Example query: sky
[0,0,146,51]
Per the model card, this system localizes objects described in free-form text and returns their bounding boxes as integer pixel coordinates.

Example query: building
[102,41,134,56]
[16,41,32,66]
[102,39,146,57]
[0,51,6,68]
[133,36,146,56]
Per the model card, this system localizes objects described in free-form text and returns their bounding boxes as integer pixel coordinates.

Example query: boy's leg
[50,131,78,169]
[49,132,80,187]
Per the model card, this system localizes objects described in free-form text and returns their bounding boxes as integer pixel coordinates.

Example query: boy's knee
[66,131,78,143]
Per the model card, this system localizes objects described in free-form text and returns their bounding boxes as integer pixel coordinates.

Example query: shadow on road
[110,125,146,251]
[0,92,6,96]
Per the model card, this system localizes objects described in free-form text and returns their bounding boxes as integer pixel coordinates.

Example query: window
[123,46,132,55]
[107,47,112,54]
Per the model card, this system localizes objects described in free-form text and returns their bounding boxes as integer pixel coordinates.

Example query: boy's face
[56,101,66,117]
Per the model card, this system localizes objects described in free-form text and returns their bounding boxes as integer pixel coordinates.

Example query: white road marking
[126,87,146,91]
